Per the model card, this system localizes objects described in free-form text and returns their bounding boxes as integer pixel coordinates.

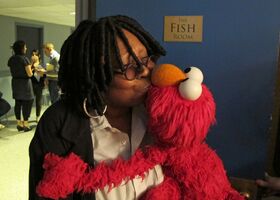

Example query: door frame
[15,22,44,63]
[267,35,280,175]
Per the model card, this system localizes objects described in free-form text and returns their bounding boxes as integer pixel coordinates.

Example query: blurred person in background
[0,91,11,130]
[7,40,34,132]
[30,49,46,122]
[43,42,60,104]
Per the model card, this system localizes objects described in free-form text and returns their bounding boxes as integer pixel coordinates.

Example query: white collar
[49,50,59,59]
[90,104,147,154]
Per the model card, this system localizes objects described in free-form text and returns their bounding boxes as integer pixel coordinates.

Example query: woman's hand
[35,68,47,76]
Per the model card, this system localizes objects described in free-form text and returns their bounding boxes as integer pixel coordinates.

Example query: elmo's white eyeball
[186,67,204,83]
[179,79,202,100]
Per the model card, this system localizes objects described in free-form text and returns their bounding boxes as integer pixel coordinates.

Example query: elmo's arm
[140,176,181,200]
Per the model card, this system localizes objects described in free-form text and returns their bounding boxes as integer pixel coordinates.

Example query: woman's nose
[138,62,155,78]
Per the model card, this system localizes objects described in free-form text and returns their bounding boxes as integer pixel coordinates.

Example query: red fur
[140,177,181,200]
[78,147,166,193]
[37,83,244,200]
[36,147,166,199]
[145,85,243,200]
[146,85,216,148]
[36,153,88,199]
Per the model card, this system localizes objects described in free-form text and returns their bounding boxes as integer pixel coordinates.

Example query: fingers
[256,172,272,188]
[265,172,271,180]
[256,179,269,187]
[256,173,280,192]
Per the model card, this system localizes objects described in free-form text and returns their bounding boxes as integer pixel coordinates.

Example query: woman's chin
[131,93,147,106]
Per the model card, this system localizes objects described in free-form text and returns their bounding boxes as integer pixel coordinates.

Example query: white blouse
[90,105,164,200]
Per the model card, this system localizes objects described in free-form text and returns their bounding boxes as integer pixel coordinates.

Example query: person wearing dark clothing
[29,16,166,199]
[8,40,34,132]
[0,91,11,129]
[31,49,46,122]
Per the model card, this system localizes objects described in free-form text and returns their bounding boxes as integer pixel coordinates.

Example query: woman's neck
[105,105,132,134]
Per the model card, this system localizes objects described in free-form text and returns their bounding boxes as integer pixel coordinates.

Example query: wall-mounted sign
[164,16,203,42]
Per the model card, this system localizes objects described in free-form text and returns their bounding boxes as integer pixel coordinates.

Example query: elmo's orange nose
[151,64,186,87]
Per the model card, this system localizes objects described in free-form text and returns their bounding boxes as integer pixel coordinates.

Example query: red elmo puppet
[36,64,244,200]
[141,64,244,200]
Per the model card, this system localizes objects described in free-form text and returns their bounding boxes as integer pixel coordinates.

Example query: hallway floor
[0,106,280,200]
[0,106,46,200]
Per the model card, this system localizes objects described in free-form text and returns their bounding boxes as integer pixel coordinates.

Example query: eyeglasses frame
[113,55,157,81]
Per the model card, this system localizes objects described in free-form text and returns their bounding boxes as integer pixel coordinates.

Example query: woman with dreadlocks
[29,15,166,200]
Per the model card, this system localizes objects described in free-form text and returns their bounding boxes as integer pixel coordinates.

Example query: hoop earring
[83,98,107,118]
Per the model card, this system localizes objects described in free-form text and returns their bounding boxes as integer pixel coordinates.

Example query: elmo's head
[146,64,216,148]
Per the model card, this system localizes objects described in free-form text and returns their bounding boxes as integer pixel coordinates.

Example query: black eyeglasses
[113,55,157,81]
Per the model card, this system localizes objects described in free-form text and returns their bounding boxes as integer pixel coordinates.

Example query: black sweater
[29,99,95,200]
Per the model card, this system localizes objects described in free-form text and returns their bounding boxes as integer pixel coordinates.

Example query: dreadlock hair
[58,15,166,116]
[12,40,26,55]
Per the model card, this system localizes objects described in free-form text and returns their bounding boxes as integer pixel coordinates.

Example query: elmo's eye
[179,79,202,100]
[180,66,203,101]
[185,67,203,83]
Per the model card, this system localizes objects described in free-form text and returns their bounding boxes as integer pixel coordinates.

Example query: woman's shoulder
[41,98,85,121]
[36,99,75,133]
[37,98,90,143]
[7,55,16,66]
[8,55,29,66]
[42,99,69,117]
[10,54,26,60]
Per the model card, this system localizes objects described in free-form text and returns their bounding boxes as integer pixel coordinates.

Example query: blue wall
[96,0,280,179]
